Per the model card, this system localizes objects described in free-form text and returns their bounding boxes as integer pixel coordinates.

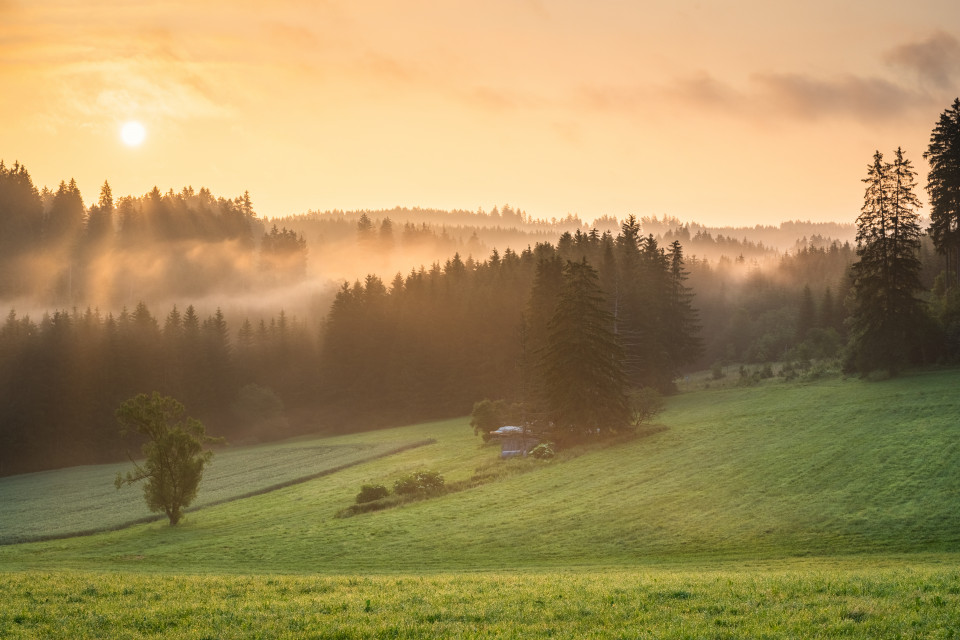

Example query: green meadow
[2,368,959,637]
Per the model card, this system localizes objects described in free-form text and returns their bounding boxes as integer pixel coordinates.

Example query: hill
[1,368,959,573]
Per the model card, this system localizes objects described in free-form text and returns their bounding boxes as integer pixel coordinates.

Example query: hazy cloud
[884,30,960,89]
[579,32,956,125]
[669,72,744,110]
[751,72,918,121]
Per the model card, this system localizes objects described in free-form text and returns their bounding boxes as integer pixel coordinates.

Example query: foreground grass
[3,561,959,638]
[2,370,959,637]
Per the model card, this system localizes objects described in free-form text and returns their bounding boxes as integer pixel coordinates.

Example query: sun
[120,121,147,147]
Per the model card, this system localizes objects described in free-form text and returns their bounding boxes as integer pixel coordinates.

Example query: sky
[1,0,959,227]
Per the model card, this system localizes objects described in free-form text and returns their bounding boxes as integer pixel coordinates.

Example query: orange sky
[2,0,958,226]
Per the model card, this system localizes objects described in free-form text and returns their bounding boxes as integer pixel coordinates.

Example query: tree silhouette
[925,98,960,287]
[848,149,926,374]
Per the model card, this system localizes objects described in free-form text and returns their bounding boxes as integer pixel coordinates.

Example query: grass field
[0,435,434,544]
[2,562,959,638]
[1,368,959,637]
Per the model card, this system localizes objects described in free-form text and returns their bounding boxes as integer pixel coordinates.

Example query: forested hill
[0,159,946,479]
[275,207,856,283]
[290,205,856,251]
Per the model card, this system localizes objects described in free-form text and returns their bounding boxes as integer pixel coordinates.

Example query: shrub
[628,387,665,425]
[710,361,725,380]
[355,484,389,504]
[530,443,556,460]
[737,366,761,387]
[470,399,505,441]
[393,470,445,496]
[470,399,525,442]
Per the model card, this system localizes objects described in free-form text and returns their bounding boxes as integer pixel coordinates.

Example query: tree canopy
[114,392,221,525]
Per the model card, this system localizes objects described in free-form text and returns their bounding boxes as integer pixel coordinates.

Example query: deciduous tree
[114,392,221,525]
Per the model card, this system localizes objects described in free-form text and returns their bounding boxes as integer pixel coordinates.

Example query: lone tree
[115,392,221,525]
[848,148,925,374]
[924,97,960,287]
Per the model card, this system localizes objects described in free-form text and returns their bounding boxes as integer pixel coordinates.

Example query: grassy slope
[0,436,433,544]
[1,369,959,574]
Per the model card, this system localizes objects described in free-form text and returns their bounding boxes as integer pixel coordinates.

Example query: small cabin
[490,425,538,458]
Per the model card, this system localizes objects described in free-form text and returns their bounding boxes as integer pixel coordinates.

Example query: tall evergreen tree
[539,259,629,437]
[796,285,815,342]
[924,98,960,287]
[85,180,114,241]
[664,239,703,376]
[849,149,926,374]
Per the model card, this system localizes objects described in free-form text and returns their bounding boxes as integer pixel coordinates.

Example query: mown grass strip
[1,439,434,546]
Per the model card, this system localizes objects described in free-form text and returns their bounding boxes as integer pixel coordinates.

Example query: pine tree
[849,149,926,374]
[924,98,960,287]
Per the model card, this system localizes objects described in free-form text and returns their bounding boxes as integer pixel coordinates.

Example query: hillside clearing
[0,437,434,545]
[0,369,958,573]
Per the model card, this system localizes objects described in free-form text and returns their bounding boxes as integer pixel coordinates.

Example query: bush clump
[355,484,390,504]
[393,470,445,496]
[470,399,525,442]
[628,387,665,425]
[529,443,556,460]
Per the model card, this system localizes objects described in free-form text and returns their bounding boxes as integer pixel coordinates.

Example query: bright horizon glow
[2,2,959,226]
[120,121,146,147]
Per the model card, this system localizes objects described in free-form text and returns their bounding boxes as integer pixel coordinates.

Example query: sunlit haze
[2,0,958,225]
[120,121,146,147]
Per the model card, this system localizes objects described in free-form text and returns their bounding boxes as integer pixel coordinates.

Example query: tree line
[846,98,960,372]
[0,168,307,304]
[3,98,958,474]
[319,218,702,438]
[0,303,319,476]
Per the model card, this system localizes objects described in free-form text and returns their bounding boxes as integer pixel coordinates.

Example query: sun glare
[120,121,146,147]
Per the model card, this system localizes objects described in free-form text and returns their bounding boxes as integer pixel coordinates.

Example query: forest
[2,97,959,476]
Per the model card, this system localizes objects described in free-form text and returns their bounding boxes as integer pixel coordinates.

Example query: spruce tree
[796,285,815,342]
[849,149,925,374]
[539,258,629,437]
[664,239,703,381]
[924,98,960,287]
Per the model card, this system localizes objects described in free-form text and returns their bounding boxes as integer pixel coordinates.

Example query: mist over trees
[0,173,900,476]
[0,303,318,476]
[0,165,307,306]
[5,95,960,477]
